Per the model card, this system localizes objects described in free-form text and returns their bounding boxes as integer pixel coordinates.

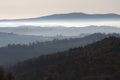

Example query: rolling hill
[0,32,53,47]
[12,37,120,80]
[0,32,74,47]
[0,33,115,66]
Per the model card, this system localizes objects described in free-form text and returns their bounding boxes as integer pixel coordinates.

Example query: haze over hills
[1,33,119,66]
[0,32,74,47]
[12,37,120,80]
[1,26,120,47]
[0,26,120,36]
[0,13,120,21]
[0,13,120,80]
[0,13,120,27]
[0,0,119,79]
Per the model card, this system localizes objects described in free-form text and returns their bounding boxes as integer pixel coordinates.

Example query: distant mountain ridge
[0,13,120,22]
[34,13,120,21]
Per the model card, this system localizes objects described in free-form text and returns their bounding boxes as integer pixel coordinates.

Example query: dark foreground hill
[0,67,14,80]
[12,37,120,80]
[1,33,120,66]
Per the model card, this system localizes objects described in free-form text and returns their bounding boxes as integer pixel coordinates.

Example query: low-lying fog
[0,20,120,27]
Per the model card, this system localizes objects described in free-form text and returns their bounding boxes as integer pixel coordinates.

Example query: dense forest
[10,36,120,80]
[0,67,13,80]
[1,33,117,66]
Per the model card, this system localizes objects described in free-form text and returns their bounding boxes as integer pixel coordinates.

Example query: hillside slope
[1,33,111,66]
[13,37,120,80]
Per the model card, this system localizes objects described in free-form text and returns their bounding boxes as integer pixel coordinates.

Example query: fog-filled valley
[0,26,120,36]
[0,13,120,27]
[0,12,120,80]
[0,25,120,47]
[0,20,120,27]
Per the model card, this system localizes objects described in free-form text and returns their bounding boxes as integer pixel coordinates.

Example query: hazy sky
[0,0,120,19]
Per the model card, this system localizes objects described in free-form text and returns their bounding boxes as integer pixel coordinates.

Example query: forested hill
[0,32,61,47]
[0,67,13,80]
[1,33,120,66]
[0,33,114,66]
[12,37,120,80]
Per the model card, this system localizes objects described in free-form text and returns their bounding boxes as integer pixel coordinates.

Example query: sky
[0,0,120,19]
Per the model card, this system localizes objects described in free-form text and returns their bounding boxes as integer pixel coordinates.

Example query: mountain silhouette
[0,13,120,22]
